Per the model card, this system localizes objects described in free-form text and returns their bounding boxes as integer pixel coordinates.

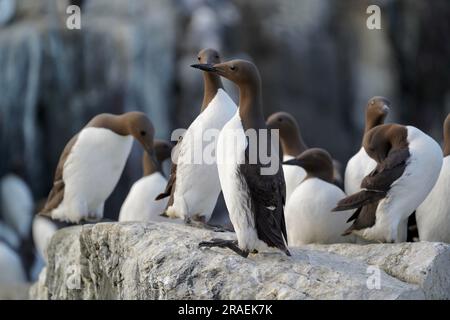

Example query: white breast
[0,174,34,238]
[0,242,26,285]
[361,126,443,243]
[119,172,171,223]
[282,155,306,201]
[285,178,355,245]
[52,127,133,223]
[416,156,450,242]
[344,147,377,195]
[32,216,58,262]
[216,112,266,252]
[167,89,237,221]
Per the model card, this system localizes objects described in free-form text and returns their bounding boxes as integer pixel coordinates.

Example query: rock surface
[30,222,450,300]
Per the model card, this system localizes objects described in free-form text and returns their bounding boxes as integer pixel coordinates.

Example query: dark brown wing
[239,149,289,255]
[39,134,79,216]
[361,148,410,191]
[155,163,177,202]
[334,147,410,232]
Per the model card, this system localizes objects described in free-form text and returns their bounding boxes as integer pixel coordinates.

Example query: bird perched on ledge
[119,140,173,223]
[284,148,354,245]
[416,114,450,242]
[39,112,157,223]
[345,97,390,196]
[157,48,237,228]
[192,59,290,258]
[334,123,442,243]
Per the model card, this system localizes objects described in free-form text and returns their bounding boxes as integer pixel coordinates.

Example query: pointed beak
[190,63,218,73]
[283,159,300,166]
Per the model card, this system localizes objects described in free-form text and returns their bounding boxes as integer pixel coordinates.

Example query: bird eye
[230,66,236,71]
[197,57,201,61]
[278,118,283,122]
[215,55,219,59]
[140,131,146,136]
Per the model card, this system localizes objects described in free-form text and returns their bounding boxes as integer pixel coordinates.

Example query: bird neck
[363,114,385,145]
[239,82,265,130]
[201,72,224,112]
[142,154,161,177]
[281,131,308,157]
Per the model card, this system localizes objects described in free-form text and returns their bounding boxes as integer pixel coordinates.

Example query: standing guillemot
[119,140,174,222]
[267,111,344,194]
[39,112,157,223]
[416,114,450,242]
[192,59,290,257]
[157,49,237,226]
[283,149,355,245]
[344,97,390,196]
[266,112,307,202]
[333,124,442,243]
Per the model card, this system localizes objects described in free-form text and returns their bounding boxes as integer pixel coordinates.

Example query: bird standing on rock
[416,114,450,242]
[284,149,355,245]
[192,59,290,257]
[39,112,157,223]
[119,140,174,223]
[266,112,307,202]
[334,123,442,243]
[345,97,390,196]
[157,49,237,227]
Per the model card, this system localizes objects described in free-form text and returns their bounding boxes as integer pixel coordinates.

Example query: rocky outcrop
[30,222,450,300]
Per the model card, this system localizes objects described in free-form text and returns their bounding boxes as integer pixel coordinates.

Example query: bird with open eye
[39,112,158,223]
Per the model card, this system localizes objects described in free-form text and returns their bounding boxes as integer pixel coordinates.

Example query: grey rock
[30,222,450,300]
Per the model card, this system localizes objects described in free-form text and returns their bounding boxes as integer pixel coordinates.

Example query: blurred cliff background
[0,0,450,293]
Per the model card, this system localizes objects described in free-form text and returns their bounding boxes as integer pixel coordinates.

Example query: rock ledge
[30,222,450,300]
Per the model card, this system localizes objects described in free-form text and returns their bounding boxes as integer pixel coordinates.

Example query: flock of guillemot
[1,48,449,280]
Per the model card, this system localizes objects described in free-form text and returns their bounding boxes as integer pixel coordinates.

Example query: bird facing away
[119,140,175,222]
[39,112,157,223]
[283,149,355,245]
[345,97,390,196]
[416,114,450,242]
[266,112,307,201]
[334,123,443,243]
[157,48,237,227]
[192,59,290,257]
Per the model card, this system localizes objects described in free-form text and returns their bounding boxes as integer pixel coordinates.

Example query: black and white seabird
[416,114,450,242]
[157,49,237,226]
[39,112,157,223]
[333,124,443,243]
[283,149,355,245]
[266,112,307,201]
[192,59,290,257]
[119,140,174,222]
[345,97,390,195]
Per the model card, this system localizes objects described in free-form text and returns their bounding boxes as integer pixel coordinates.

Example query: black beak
[283,159,301,166]
[191,63,217,72]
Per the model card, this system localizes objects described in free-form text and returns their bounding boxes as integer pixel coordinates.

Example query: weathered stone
[30,222,450,300]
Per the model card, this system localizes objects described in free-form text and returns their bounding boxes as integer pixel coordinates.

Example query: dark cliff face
[1,0,449,219]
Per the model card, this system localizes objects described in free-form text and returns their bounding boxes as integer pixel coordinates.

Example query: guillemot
[266,112,307,202]
[192,59,290,257]
[333,123,442,243]
[344,97,390,196]
[39,112,157,223]
[284,149,355,245]
[119,140,174,222]
[416,114,450,242]
[157,49,237,226]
